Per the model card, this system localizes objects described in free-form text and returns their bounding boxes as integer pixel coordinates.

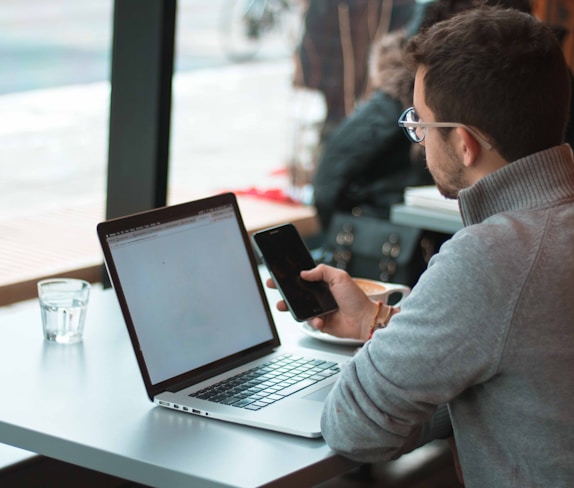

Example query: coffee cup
[353,277,410,307]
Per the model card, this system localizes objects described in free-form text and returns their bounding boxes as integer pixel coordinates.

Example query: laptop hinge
[166,346,275,393]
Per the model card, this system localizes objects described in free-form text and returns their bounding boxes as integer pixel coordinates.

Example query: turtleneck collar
[458,144,574,226]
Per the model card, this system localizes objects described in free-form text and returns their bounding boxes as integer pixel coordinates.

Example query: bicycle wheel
[219,0,272,62]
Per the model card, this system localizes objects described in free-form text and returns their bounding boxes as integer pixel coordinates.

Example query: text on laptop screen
[106,203,274,385]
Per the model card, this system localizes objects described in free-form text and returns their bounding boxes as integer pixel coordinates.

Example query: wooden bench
[0,194,318,306]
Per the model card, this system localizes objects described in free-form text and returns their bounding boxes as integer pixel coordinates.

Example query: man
[311,0,534,231]
[269,6,574,487]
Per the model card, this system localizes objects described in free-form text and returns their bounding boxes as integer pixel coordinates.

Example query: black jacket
[312,28,432,230]
[313,90,432,229]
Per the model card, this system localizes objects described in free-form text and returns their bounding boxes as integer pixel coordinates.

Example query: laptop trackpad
[303,385,332,402]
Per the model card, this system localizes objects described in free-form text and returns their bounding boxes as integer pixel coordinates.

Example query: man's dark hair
[419,0,532,31]
[405,6,571,161]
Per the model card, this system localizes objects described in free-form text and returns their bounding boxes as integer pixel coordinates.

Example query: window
[0,0,113,304]
[0,0,316,304]
[168,0,313,205]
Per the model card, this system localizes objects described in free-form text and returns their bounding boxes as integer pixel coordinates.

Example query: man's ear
[456,127,481,168]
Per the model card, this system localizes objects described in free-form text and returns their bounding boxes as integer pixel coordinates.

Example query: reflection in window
[0,1,112,294]
[168,0,322,206]
[0,0,323,298]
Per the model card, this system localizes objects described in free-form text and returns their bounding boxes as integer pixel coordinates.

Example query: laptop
[97,192,348,438]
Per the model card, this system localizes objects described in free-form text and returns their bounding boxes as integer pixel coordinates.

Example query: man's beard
[430,143,468,200]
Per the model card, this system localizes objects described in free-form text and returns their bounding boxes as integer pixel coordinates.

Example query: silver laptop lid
[97,193,280,399]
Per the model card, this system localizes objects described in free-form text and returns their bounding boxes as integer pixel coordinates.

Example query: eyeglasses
[398,107,492,150]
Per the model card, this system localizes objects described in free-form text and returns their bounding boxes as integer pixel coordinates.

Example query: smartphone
[252,223,338,322]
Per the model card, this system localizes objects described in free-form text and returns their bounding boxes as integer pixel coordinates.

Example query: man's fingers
[307,316,325,331]
[300,263,330,282]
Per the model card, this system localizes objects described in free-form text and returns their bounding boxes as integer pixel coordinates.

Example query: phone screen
[253,224,338,321]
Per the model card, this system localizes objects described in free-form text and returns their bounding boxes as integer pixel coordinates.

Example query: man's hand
[266,264,378,340]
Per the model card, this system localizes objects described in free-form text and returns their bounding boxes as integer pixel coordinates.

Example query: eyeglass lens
[404,109,424,143]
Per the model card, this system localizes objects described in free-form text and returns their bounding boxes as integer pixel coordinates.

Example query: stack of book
[404,186,460,214]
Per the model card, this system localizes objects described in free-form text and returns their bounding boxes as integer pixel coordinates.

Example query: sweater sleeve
[320,228,520,462]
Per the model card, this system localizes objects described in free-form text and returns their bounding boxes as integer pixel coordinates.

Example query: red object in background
[229,187,298,204]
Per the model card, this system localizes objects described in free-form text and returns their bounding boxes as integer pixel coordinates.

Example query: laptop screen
[100,195,277,388]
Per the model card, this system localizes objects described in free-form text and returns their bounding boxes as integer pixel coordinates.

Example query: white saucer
[297,322,365,347]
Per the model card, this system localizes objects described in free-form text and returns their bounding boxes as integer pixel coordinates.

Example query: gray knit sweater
[321,144,574,487]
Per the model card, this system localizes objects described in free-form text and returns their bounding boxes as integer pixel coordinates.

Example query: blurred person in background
[293,0,416,143]
[312,0,534,231]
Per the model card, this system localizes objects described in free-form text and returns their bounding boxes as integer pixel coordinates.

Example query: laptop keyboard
[189,354,341,411]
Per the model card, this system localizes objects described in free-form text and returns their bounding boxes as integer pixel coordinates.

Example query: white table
[391,203,463,235]
[0,280,357,487]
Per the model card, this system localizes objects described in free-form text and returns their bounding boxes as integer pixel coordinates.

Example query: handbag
[314,212,449,287]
